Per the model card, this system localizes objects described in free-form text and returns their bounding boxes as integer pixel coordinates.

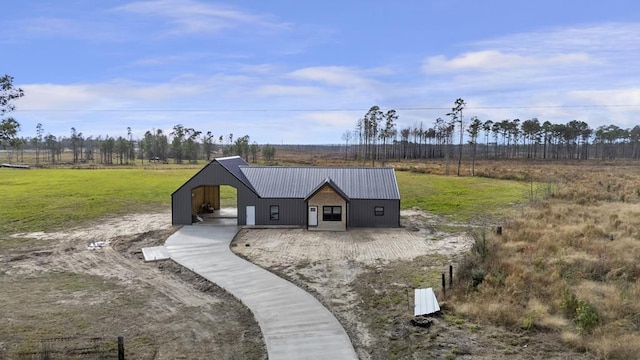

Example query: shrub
[560,288,598,334]
[575,300,598,335]
[471,230,489,261]
[560,288,579,318]
[455,253,481,289]
[471,268,486,287]
[456,229,494,289]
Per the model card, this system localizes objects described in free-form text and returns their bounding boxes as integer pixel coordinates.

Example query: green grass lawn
[397,170,543,221]
[1,166,539,234]
[0,168,236,234]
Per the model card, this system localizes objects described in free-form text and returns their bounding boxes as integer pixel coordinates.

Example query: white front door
[246,206,255,226]
[308,206,318,227]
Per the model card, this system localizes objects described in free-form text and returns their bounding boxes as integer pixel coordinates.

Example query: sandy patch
[2,210,265,359]
[10,210,172,243]
[234,228,470,265]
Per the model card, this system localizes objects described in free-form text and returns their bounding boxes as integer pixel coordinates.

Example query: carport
[172,156,253,226]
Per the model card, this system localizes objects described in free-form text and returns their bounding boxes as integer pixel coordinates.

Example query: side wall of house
[349,199,400,228]
[256,198,306,226]
[172,162,250,225]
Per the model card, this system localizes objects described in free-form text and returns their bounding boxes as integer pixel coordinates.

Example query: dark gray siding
[172,161,253,225]
[254,198,306,226]
[236,189,261,225]
[348,199,400,228]
[173,156,402,229]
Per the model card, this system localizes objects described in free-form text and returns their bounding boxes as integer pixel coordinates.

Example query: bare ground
[0,210,265,359]
[2,208,593,359]
[233,209,593,359]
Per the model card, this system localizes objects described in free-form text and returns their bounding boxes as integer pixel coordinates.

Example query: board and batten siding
[349,199,400,227]
[307,185,347,231]
[254,198,307,226]
[172,161,252,225]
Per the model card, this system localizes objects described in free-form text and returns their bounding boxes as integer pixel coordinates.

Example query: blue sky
[4,0,640,144]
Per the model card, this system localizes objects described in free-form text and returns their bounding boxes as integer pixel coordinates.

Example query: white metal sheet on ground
[414,288,440,316]
[142,246,170,262]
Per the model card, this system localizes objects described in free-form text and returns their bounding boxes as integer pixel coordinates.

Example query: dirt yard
[0,210,265,359]
[2,208,593,359]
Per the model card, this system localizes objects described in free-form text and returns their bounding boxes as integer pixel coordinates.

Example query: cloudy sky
[4,0,640,144]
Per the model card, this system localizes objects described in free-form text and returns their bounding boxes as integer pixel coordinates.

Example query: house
[171,156,401,230]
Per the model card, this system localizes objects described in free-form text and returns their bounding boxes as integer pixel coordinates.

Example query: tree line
[7,123,278,165]
[344,100,640,173]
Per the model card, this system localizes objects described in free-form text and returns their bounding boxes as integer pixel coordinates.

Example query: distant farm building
[171,156,401,231]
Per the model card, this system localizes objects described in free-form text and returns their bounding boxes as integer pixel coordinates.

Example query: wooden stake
[118,336,124,360]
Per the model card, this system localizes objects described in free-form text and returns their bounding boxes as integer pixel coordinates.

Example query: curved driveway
[165,225,358,360]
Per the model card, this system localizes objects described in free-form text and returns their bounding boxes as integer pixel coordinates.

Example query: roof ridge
[215,155,243,161]
[245,166,395,169]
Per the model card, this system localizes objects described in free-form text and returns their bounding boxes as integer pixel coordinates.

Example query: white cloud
[6,16,121,42]
[20,80,204,111]
[130,53,214,67]
[255,85,323,97]
[424,50,591,73]
[114,0,289,36]
[568,88,640,106]
[289,66,374,88]
[304,112,358,128]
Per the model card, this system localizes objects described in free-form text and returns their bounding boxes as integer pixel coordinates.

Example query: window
[270,205,279,221]
[322,206,342,221]
[374,206,384,216]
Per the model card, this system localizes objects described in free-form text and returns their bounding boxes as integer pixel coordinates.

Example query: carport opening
[191,185,238,223]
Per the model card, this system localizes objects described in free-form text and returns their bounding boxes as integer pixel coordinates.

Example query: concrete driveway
[165,225,358,360]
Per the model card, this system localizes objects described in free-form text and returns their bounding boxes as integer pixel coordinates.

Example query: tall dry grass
[451,162,640,359]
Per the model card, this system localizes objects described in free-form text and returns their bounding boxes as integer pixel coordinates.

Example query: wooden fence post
[441,273,446,297]
[118,336,124,360]
[449,264,453,288]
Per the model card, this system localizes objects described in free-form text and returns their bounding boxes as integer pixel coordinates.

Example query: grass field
[0,167,237,234]
[396,170,544,221]
[1,166,534,234]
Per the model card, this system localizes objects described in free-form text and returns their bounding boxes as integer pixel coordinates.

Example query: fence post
[118,336,124,360]
[441,273,446,297]
[449,264,453,288]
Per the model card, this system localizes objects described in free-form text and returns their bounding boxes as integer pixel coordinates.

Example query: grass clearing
[0,167,237,234]
[396,170,542,221]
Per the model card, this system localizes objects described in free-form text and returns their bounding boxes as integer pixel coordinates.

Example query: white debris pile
[87,241,107,250]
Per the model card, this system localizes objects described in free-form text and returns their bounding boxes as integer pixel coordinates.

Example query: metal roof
[240,166,400,200]
[414,288,440,316]
[216,156,257,193]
